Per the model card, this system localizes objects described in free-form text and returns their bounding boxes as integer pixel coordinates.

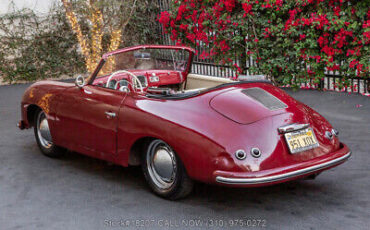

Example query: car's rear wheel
[34,110,64,158]
[142,139,193,200]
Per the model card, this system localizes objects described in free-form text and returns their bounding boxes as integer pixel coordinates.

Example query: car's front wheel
[142,139,193,200]
[34,110,65,158]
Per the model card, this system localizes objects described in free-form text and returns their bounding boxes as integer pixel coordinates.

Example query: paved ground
[0,83,369,230]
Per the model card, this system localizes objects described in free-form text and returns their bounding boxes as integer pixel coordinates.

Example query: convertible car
[18,45,351,200]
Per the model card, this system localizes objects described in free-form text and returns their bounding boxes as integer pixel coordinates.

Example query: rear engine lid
[210,87,288,124]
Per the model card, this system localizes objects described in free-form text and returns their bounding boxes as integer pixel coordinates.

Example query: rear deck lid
[210,87,288,124]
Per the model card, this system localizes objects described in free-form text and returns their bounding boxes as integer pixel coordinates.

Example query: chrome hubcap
[147,140,177,190]
[37,111,53,148]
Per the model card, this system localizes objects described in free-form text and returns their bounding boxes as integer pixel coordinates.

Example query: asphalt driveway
[0,83,369,230]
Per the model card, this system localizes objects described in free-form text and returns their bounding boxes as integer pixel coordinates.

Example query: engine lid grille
[242,88,287,111]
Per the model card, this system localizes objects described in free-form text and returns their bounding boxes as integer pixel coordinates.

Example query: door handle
[84,89,92,94]
[105,111,116,118]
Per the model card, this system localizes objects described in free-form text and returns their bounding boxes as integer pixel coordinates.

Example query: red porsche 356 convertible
[19,45,351,199]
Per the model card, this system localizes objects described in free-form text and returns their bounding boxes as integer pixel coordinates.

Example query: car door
[55,84,126,158]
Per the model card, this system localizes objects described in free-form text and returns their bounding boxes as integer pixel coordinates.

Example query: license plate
[284,128,319,154]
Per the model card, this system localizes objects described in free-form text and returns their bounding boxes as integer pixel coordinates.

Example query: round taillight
[250,148,261,158]
[235,150,247,160]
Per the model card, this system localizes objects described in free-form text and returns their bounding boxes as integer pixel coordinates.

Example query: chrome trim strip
[178,71,183,82]
[105,111,116,118]
[278,123,310,134]
[216,152,351,185]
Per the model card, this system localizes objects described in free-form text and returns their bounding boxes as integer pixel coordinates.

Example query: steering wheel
[105,70,143,93]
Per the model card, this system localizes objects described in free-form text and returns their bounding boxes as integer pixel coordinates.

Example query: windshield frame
[87,45,195,85]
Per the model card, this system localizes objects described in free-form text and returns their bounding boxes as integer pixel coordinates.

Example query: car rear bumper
[214,143,351,187]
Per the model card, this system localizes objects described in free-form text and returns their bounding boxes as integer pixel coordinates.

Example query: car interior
[91,48,241,99]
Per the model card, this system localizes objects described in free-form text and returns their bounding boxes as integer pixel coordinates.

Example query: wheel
[34,110,64,158]
[142,139,194,200]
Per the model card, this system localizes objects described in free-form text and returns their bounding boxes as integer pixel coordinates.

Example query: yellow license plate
[284,128,319,154]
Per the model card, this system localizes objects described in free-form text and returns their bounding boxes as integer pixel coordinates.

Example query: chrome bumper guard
[216,151,351,185]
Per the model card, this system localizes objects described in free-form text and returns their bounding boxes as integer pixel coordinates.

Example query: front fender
[19,81,74,129]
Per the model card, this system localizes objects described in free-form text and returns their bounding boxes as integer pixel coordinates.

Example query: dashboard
[93,70,185,91]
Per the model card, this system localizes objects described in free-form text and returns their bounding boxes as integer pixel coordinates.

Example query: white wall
[0,0,57,15]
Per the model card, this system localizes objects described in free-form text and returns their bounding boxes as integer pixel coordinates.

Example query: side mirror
[119,86,130,93]
[75,75,86,88]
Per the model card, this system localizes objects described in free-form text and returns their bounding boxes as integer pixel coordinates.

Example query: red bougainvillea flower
[223,0,236,12]
[158,11,170,28]
[176,4,188,21]
[349,60,359,68]
[242,3,253,16]
[179,24,188,31]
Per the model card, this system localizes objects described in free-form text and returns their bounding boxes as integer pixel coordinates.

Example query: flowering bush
[159,0,369,88]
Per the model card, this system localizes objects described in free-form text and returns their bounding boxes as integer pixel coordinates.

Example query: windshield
[97,48,190,77]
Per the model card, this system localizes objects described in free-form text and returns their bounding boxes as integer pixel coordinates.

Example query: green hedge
[0,7,85,84]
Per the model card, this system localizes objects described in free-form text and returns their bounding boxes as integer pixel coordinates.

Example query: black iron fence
[158,1,369,95]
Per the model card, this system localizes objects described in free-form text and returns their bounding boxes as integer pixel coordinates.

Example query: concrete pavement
[0,83,369,230]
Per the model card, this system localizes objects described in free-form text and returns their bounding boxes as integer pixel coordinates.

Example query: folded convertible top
[146,80,272,100]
